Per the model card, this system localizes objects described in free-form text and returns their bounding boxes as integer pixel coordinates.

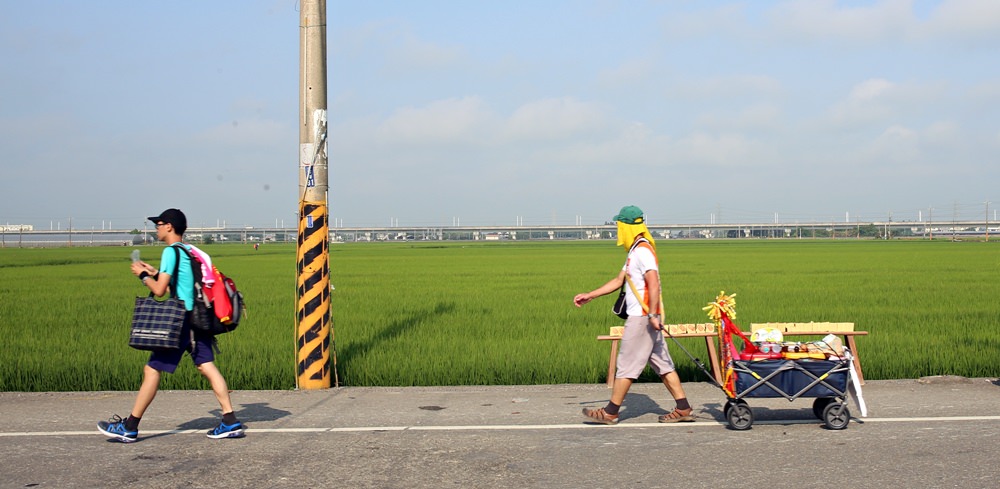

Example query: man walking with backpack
[98,208,245,442]
[573,205,695,424]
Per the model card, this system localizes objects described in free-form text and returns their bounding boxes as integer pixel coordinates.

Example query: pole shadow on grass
[336,301,457,383]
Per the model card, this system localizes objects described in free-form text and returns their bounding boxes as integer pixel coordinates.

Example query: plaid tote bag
[128,296,186,350]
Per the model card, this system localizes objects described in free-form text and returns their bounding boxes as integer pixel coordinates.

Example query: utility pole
[296,0,336,389]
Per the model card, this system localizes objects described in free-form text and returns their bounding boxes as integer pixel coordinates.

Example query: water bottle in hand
[130,249,141,263]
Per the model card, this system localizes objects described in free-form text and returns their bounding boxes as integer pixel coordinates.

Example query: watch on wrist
[648,313,661,320]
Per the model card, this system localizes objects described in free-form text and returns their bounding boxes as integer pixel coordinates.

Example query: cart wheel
[723,400,734,419]
[727,401,753,430]
[812,397,834,419]
[822,402,851,430]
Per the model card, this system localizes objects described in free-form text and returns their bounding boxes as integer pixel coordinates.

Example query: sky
[1,0,998,230]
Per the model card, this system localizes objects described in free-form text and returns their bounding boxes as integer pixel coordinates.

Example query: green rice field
[1,239,998,391]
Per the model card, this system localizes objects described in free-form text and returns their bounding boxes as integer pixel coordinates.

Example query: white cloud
[341,96,613,150]
[849,78,895,101]
[660,3,750,40]
[855,121,984,176]
[195,118,292,147]
[827,78,947,128]
[768,0,915,43]
[333,19,465,72]
[922,0,1000,41]
[828,78,897,127]
[502,97,608,142]
[657,0,924,44]
[543,122,668,167]
[389,34,465,71]
[375,96,495,145]
[671,132,770,167]
[968,80,1000,102]
[877,123,919,143]
[662,0,1000,46]
[597,58,654,88]
[923,120,960,146]
[695,104,782,132]
[672,75,783,101]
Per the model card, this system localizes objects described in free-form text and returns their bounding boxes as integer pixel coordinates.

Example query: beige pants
[616,315,676,379]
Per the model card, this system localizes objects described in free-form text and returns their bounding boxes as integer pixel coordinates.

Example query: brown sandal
[658,408,695,423]
[582,407,620,425]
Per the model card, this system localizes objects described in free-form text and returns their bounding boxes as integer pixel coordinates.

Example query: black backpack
[171,244,245,335]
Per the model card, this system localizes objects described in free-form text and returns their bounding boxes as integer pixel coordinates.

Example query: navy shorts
[147,320,216,374]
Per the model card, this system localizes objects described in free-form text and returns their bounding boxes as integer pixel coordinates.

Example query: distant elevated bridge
[4,220,995,247]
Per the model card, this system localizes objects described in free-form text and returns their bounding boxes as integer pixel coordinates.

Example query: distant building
[1,224,33,232]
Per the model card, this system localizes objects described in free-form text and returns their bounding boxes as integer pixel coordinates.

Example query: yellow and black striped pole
[296,0,336,389]
[297,201,334,388]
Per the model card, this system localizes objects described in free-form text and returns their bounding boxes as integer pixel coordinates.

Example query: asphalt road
[2,377,999,488]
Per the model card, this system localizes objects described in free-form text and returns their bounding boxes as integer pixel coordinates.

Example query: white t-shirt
[620,240,658,317]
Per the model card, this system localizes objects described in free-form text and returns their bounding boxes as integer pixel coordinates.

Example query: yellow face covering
[617,221,655,250]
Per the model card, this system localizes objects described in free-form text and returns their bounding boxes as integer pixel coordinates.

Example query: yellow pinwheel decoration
[703,290,737,325]
[705,291,739,397]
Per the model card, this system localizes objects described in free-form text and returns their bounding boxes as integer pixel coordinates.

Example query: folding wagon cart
[671,292,865,430]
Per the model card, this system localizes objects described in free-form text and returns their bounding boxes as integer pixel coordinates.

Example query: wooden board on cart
[751,322,855,333]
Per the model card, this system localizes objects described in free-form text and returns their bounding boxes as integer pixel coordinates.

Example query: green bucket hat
[613,205,644,225]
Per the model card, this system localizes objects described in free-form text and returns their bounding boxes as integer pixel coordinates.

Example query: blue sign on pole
[306,215,314,229]
[306,166,316,188]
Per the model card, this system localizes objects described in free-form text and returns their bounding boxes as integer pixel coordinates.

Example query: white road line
[3,415,1000,438]
[851,416,1000,423]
